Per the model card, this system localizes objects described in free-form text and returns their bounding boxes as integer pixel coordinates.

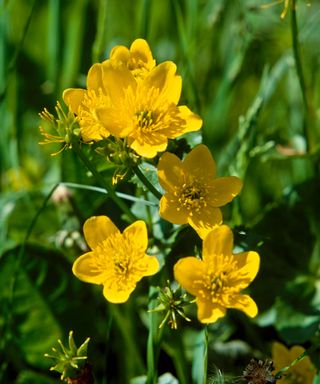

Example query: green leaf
[0,247,63,369]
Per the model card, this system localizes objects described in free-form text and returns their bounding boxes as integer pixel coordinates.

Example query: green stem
[73,143,137,221]
[203,326,208,384]
[146,287,165,384]
[109,304,145,377]
[290,0,310,150]
[134,166,162,200]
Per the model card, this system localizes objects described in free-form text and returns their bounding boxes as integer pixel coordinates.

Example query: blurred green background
[1,0,320,383]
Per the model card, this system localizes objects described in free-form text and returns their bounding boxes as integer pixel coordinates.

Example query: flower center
[210,275,224,293]
[178,182,206,212]
[135,110,155,131]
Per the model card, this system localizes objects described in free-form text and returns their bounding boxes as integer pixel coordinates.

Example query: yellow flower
[97,61,202,158]
[63,39,155,142]
[72,216,159,303]
[63,63,110,142]
[157,144,242,238]
[174,225,260,324]
[108,38,156,79]
[272,342,316,384]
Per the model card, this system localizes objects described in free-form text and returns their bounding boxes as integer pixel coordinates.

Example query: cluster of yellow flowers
[63,39,202,158]
[50,39,260,325]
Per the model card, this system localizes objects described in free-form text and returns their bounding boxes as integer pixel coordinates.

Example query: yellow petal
[290,345,306,360]
[102,65,137,104]
[232,251,260,288]
[143,61,181,104]
[97,106,133,138]
[142,255,160,276]
[103,284,133,304]
[159,194,189,224]
[228,294,258,318]
[290,347,315,383]
[183,144,216,179]
[202,225,233,261]
[272,342,291,370]
[169,106,202,136]
[188,208,222,239]
[87,63,104,91]
[130,38,154,67]
[63,88,86,114]
[123,220,148,251]
[207,176,243,207]
[72,252,105,284]
[109,45,130,63]
[129,135,168,158]
[83,216,119,250]
[174,257,206,296]
[197,299,226,324]
[157,152,184,193]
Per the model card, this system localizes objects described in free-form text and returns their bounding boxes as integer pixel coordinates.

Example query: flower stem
[134,166,162,200]
[290,0,311,150]
[146,286,165,384]
[203,326,208,384]
[73,143,137,221]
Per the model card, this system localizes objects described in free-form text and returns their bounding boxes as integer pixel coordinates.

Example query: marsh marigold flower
[157,144,242,238]
[108,38,156,79]
[72,216,159,303]
[63,38,201,156]
[63,39,155,142]
[174,225,260,323]
[63,62,110,142]
[272,342,315,384]
[97,60,202,157]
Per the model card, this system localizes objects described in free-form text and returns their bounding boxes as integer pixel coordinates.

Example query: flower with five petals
[174,225,260,323]
[72,216,159,303]
[157,144,242,238]
[97,61,202,157]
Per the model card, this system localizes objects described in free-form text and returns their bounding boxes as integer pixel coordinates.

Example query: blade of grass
[59,181,158,206]
[92,0,108,63]
[47,0,60,89]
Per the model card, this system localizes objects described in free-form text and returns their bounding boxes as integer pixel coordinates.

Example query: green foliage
[1,0,320,383]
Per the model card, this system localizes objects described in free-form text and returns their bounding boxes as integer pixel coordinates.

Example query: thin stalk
[139,0,152,39]
[203,326,208,384]
[274,341,319,380]
[73,143,137,221]
[290,0,311,150]
[109,304,145,376]
[134,166,162,200]
[47,0,60,88]
[146,287,165,384]
[92,0,108,63]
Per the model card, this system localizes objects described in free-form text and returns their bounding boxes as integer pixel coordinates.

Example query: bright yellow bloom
[97,61,202,158]
[63,63,110,142]
[174,225,259,324]
[272,342,316,384]
[63,39,155,142]
[72,216,159,303]
[108,38,156,79]
[63,39,201,156]
[157,144,242,238]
